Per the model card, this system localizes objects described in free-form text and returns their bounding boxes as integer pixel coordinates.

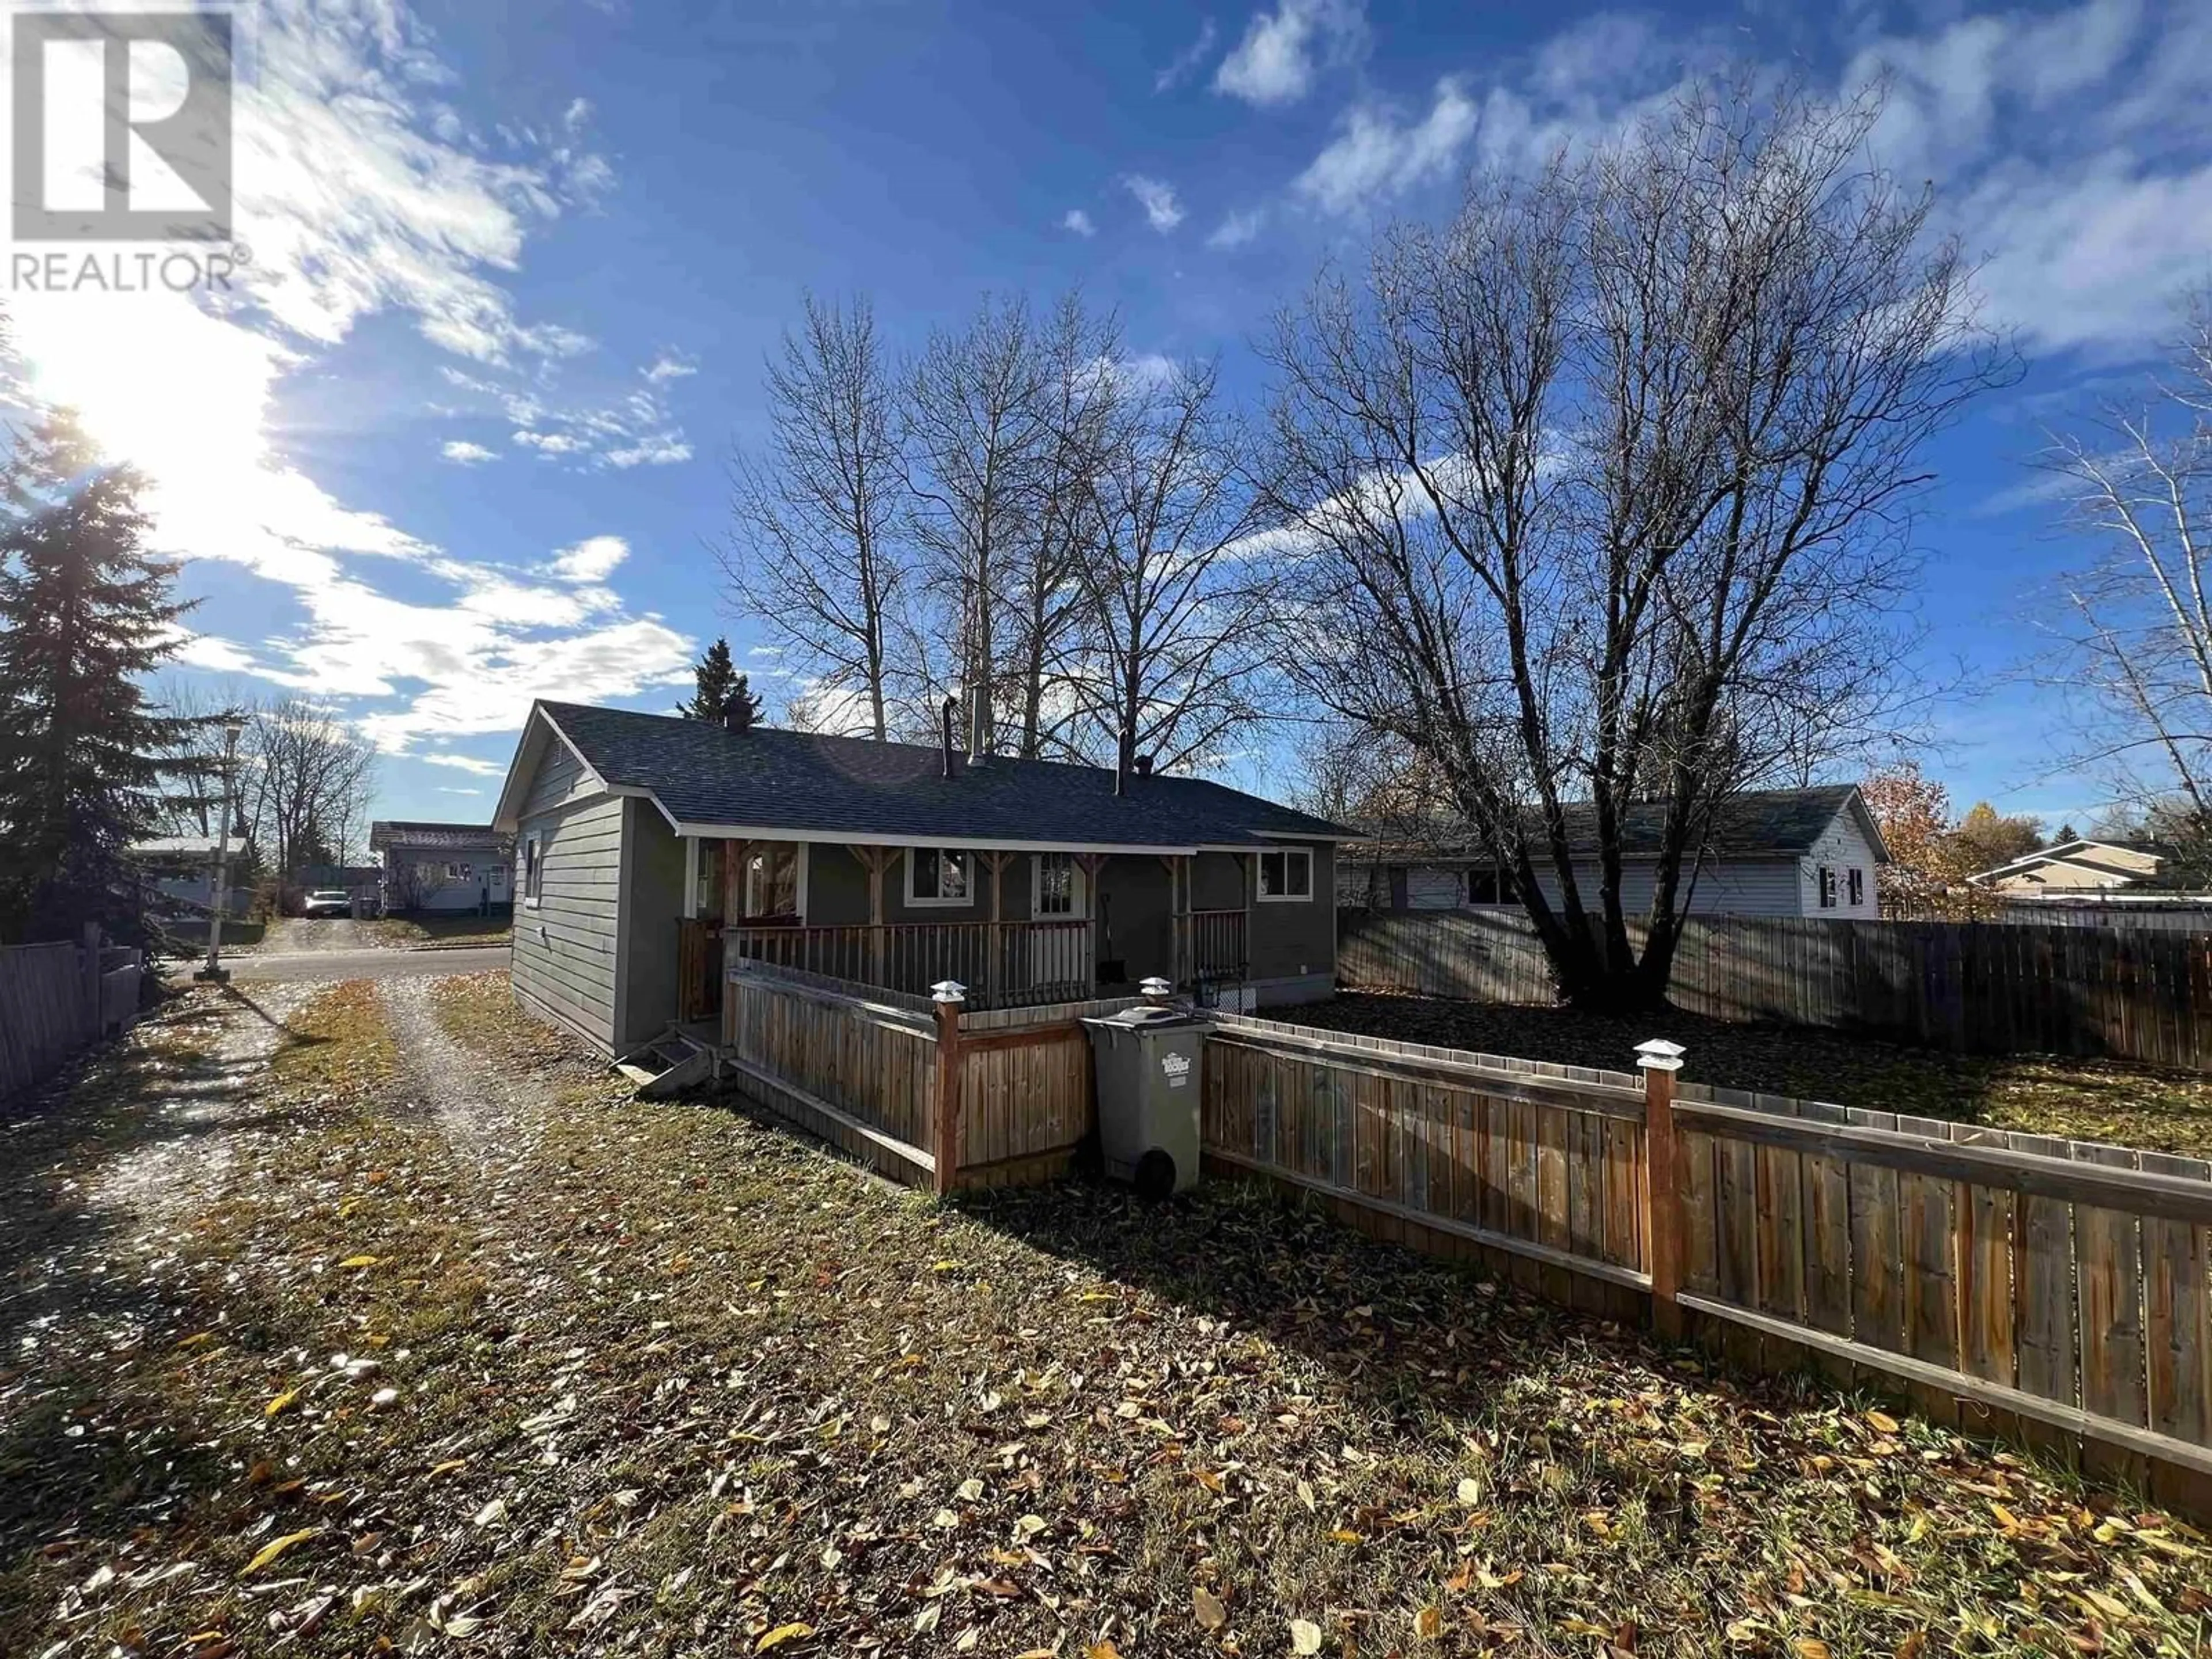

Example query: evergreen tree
[676,637,763,729]
[0,411,194,941]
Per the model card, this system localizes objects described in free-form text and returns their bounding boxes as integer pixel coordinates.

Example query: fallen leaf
[1865,1410,1900,1434]
[1290,1619,1324,1655]
[1414,1605,1442,1639]
[239,1528,319,1577]
[756,1624,814,1652]
[1194,1586,1228,1630]
[337,1255,380,1270]
[264,1387,301,1419]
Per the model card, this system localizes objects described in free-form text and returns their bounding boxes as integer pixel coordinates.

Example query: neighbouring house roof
[127,835,237,862]
[1968,839,2167,888]
[369,820,512,854]
[1350,785,1888,865]
[494,700,1354,852]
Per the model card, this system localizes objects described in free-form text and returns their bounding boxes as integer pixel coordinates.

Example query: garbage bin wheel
[1132,1148,1178,1201]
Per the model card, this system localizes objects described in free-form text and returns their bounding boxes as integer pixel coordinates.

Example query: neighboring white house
[369,821,513,914]
[1969,839,2167,895]
[126,834,255,917]
[1344,785,1888,921]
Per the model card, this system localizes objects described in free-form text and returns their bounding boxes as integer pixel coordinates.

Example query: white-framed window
[906,847,973,907]
[522,834,542,908]
[1257,846,1313,902]
[1846,867,1865,907]
[1032,851,1085,918]
[743,843,804,920]
[1466,865,1506,906]
[1817,865,1838,909]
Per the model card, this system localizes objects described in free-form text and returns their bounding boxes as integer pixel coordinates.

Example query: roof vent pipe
[1133,753,1154,779]
[940,695,958,779]
[1113,728,1131,797]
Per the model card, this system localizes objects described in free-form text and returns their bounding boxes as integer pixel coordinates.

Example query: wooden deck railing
[729,919,1094,1010]
[1182,908,1248,981]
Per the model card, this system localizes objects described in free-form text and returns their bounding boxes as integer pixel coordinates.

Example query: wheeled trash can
[1082,998,1205,1198]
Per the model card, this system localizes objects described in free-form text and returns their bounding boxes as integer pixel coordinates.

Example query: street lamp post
[194,715,245,985]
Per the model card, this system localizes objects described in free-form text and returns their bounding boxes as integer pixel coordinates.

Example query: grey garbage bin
[1082,1002,1205,1197]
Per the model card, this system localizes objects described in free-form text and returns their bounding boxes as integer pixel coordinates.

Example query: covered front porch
[674,838,1255,1020]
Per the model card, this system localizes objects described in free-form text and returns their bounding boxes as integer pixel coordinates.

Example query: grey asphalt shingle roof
[1361,785,1877,861]
[370,821,510,852]
[536,702,1350,848]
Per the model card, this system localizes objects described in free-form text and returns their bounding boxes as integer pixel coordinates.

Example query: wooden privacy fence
[1200,1012,2212,1515]
[1340,909,2212,1071]
[1,929,144,1104]
[718,961,1139,1191]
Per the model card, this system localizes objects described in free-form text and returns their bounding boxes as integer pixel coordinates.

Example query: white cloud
[0,0,692,760]
[1122,174,1185,233]
[543,535,630,584]
[514,430,586,455]
[1214,0,1366,108]
[1155,18,1220,93]
[1296,78,1479,215]
[1061,207,1097,237]
[643,350,698,383]
[421,753,506,776]
[437,786,486,796]
[1206,206,1266,248]
[441,440,497,465]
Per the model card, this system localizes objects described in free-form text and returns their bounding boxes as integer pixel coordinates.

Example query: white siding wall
[1520,855,1804,918]
[1796,810,1881,919]
[510,741,624,1053]
[1406,868,1463,910]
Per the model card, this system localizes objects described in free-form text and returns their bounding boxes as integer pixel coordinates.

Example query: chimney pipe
[1113,726,1132,797]
[1133,753,1153,779]
[940,696,958,779]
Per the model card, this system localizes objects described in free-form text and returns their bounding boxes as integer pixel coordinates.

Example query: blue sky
[8,0,2212,832]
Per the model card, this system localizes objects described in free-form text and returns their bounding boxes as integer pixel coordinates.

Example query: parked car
[301,889,354,919]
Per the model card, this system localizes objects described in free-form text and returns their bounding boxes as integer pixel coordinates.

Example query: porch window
[1033,851,1081,917]
[521,834,541,907]
[1258,847,1313,902]
[744,843,802,920]
[907,847,972,906]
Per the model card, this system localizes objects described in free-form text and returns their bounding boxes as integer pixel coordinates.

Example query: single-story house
[126,834,253,917]
[490,700,1353,1057]
[369,821,513,914]
[1969,839,2167,895]
[1343,784,1888,921]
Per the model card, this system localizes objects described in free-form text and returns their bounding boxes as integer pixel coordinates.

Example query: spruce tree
[0,411,193,941]
[677,637,763,729]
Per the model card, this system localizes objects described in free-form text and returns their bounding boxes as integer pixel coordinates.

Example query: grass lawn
[2,972,2206,1657]
[1291,993,2212,1161]
[369,912,514,948]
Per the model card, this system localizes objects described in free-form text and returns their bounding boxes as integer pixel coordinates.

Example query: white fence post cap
[930,979,967,1004]
[1634,1037,1685,1072]
[1138,976,1174,998]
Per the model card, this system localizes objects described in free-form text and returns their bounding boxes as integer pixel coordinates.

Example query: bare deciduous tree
[724,293,912,740]
[1077,358,1276,777]
[1258,77,2010,1011]
[241,698,376,878]
[902,293,1049,757]
[2041,286,2212,858]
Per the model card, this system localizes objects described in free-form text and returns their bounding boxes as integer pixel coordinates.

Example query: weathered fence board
[1199,1009,2212,1516]
[2,936,141,1105]
[1340,910,2212,1071]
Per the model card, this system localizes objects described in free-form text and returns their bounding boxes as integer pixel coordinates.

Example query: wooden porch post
[849,845,893,985]
[1243,850,1256,985]
[980,851,1013,1007]
[1638,1038,1687,1339]
[1076,854,1104,996]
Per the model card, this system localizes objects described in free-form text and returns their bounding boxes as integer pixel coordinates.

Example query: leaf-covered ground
[2,972,2207,1658]
[367,916,516,950]
[1294,994,2212,1160]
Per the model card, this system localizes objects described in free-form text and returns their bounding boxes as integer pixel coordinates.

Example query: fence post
[79,922,103,1037]
[932,979,967,1198]
[1636,1037,1687,1340]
